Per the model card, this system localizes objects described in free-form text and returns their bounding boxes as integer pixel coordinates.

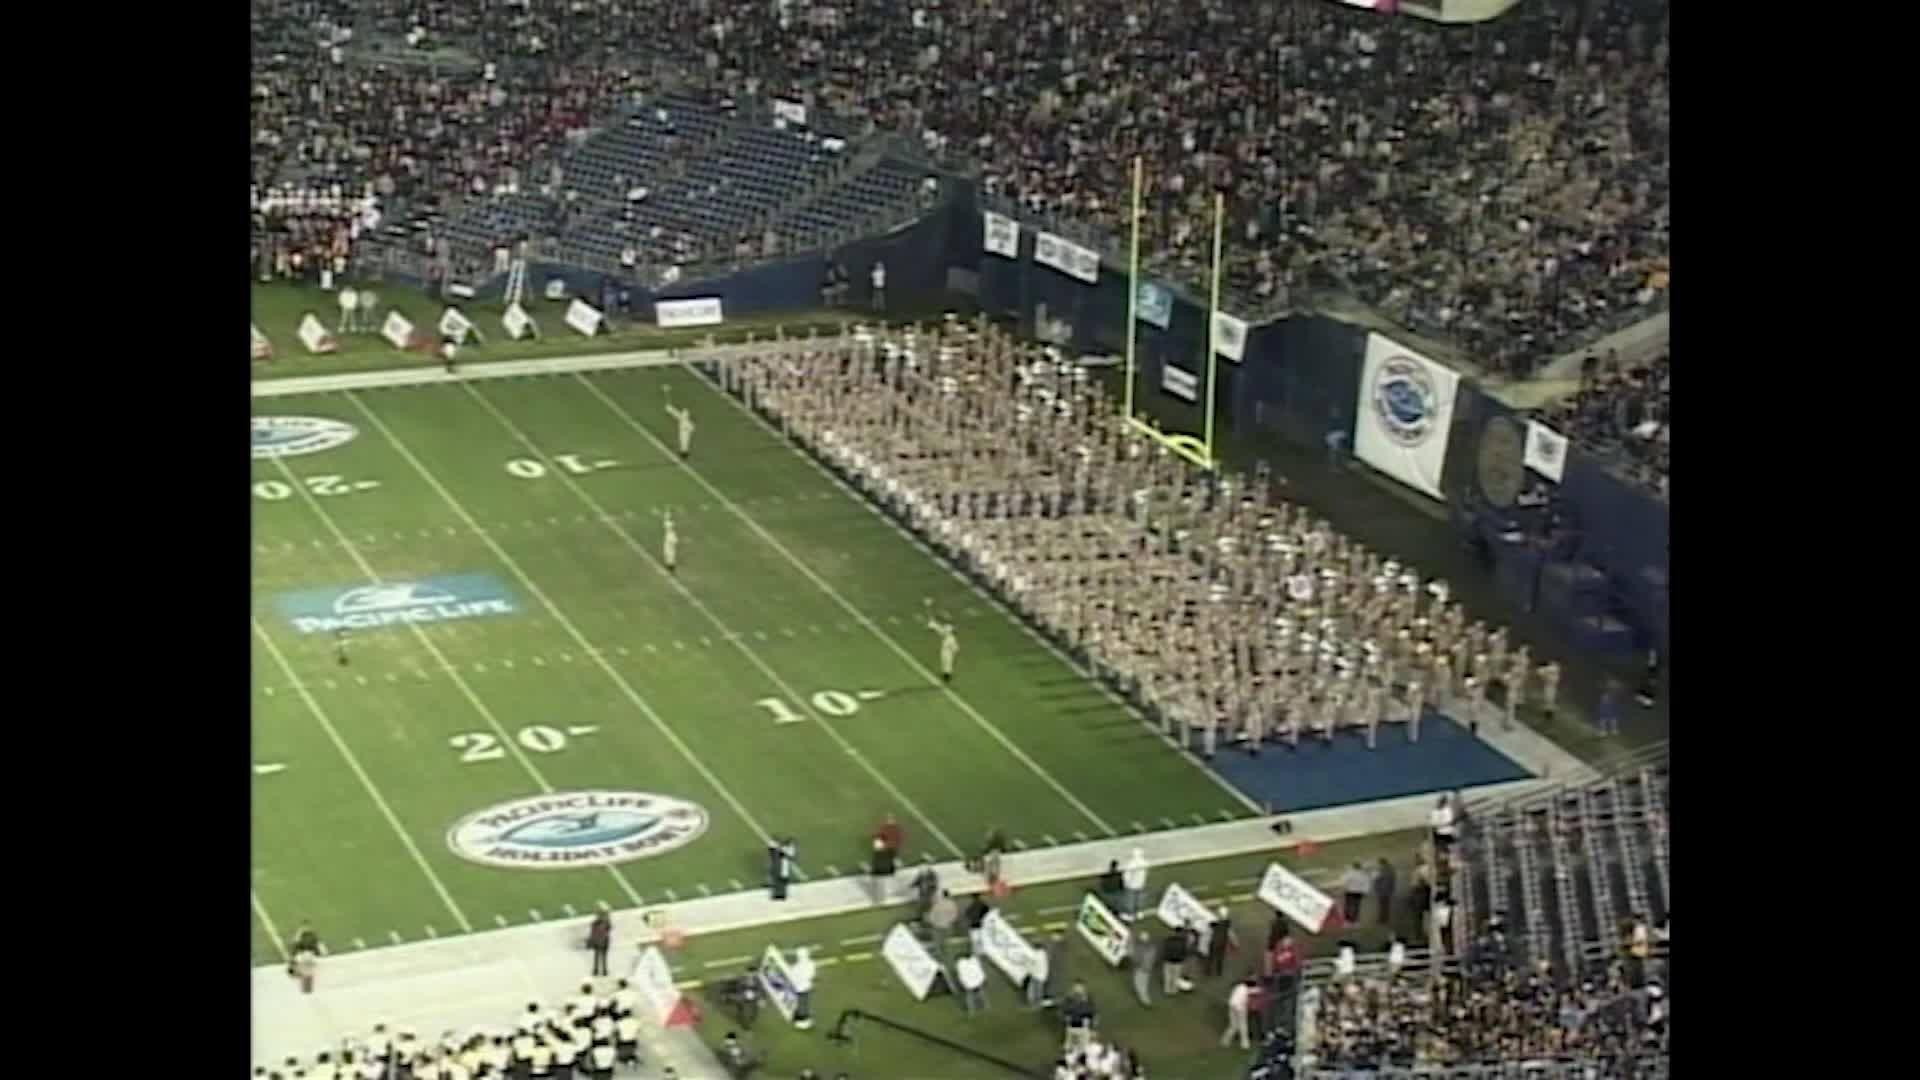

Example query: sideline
[250,342,751,398]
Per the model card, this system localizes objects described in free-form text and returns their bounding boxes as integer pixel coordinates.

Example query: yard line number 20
[450,725,570,763]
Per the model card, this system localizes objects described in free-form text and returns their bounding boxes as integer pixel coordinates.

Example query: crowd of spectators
[251,0,1669,374]
[1536,351,1671,497]
[1308,925,1668,1077]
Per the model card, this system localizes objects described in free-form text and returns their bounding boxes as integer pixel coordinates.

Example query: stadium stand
[1280,760,1673,1077]
[1534,352,1671,498]
[251,0,1669,376]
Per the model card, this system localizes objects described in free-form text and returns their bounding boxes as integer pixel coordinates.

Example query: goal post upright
[1123,155,1143,422]
[1203,189,1225,469]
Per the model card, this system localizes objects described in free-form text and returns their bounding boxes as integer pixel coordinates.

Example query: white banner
[630,946,682,1026]
[380,310,416,350]
[1212,311,1249,363]
[756,944,802,1024]
[1258,862,1335,933]
[502,301,537,340]
[1033,231,1099,284]
[252,323,273,362]
[1523,420,1569,483]
[1155,883,1214,933]
[978,909,1044,988]
[1075,893,1130,968]
[297,313,337,355]
[544,278,568,301]
[1162,362,1199,403]
[772,99,808,127]
[565,298,605,337]
[881,923,944,1001]
[438,306,478,343]
[655,297,724,329]
[983,211,1020,259]
[1355,332,1461,501]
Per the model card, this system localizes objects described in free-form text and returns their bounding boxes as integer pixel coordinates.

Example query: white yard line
[265,450,649,908]
[251,889,290,960]
[342,391,773,854]
[575,371,1117,837]
[460,381,965,861]
[252,617,475,932]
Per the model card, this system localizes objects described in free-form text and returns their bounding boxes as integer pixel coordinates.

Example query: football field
[250,359,1256,965]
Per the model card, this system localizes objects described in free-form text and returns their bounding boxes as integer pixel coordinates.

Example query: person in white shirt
[612,979,639,1017]
[1430,794,1456,855]
[1335,943,1357,980]
[1220,977,1253,1049]
[665,403,696,459]
[956,953,988,1014]
[1388,937,1407,976]
[1121,848,1149,921]
[662,511,679,573]
[789,947,818,1029]
[870,260,887,311]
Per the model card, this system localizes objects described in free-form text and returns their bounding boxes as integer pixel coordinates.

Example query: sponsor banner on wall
[1034,231,1100,284]
[1523,420,1569,483]
[1354,332,1461,501]
[771,99,808,127]
[655,297,724,329]
[1212,311,1249,362]
[1075,893,1130,967]
[1135,282,1172,329]
[983,211,1020,259]
[1162,362,1199,403]
[881,923,945,1001]
[1258,862,1335,933]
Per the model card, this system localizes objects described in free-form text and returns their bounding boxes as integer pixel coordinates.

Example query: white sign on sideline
[1258,862,1335,933]
[1156,882,1214,933]
[1162,363,1199,402]
[1075,892,1130,968]
[881,923,946,1001]
[565,298,605,337]
[979,909,1044,988]
[655,297,724,329]
[439,306,479,344]
[502,302,538,340]
[252,323,274,362]
[756,944,802,1024]
[297,313,338,355]
[380,310,416,350]
[630,946,682,1026]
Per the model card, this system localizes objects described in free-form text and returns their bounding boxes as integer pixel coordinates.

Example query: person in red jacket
[875,814,905,858]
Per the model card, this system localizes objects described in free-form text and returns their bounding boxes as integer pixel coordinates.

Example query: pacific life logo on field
[252,416,359,459]
[1370,354,1441,448]
[274,573,519,634]
[447,791,710,869]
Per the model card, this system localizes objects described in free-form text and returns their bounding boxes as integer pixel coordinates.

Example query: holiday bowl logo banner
[274,574,519,634]
[447,791,709,869]
[1354,332,1460,501]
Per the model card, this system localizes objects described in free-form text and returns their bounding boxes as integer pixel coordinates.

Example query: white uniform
[667,404,695,456]
[663,514,678,571]
[929,618,958,679]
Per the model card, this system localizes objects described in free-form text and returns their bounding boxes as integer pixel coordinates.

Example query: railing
[1465,738,1669,819]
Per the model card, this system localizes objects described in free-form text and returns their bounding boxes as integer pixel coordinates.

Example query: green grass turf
[251,281,872,379]
[658,831,1422,1080]
[251,364,1253,964]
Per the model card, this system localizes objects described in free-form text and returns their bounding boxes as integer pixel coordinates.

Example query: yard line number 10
[753,689,867,725]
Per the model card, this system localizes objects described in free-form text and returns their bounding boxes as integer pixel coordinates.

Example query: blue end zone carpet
[1189,713,1534,814]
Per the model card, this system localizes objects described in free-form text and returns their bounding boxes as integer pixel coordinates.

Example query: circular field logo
[447,791,710,870]
[253,416,359,459]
